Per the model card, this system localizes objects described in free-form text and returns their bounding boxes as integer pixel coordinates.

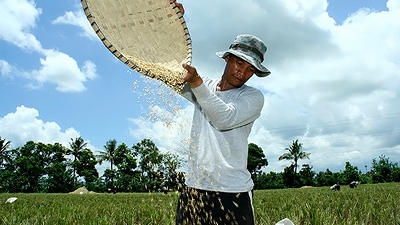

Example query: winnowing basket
[81,0,192,92]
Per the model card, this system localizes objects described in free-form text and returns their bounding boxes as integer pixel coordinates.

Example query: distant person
[330,183,340,191]
[349,181,359,188]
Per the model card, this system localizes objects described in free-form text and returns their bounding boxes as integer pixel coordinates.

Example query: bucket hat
[216,34,271,77]
[81,0,192,92]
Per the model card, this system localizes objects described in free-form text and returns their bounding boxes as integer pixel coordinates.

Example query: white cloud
[52,8,98,41]
[387,0,400,10]
[0,0,43,52]
[0,105,80,148]
[0,53,97,92]
[177,0,400,172]
[31,50,97,92]
[0,105,104,174]
[0,0,98,92]
[0,60,12,76]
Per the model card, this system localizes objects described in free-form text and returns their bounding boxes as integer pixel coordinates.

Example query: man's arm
[192,84,264,131]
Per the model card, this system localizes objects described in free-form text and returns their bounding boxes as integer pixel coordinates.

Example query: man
[177,33,271,225]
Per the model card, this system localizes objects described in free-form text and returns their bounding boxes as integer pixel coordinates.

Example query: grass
[1,192,177,225]
[1,183,399,225]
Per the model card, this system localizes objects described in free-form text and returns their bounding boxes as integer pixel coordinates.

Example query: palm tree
[0,137,12,167]
[68,137,88,184]
[97,139,117,186]
[278,139,310,185]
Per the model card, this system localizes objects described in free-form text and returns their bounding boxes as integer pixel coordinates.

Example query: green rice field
[1,183,399,225]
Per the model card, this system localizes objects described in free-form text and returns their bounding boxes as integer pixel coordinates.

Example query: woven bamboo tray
[81,0,192,92]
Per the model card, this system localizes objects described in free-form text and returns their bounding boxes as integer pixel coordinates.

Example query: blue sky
[327,0,388,23]
[1,0,399,175]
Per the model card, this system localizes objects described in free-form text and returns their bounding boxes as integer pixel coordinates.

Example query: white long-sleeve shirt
[181,77,264,192]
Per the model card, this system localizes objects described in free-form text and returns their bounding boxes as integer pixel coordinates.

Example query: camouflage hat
[216,34,271,77]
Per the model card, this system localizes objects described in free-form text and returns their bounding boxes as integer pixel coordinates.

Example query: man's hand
[182,63,202,88]
[170,0,185,15]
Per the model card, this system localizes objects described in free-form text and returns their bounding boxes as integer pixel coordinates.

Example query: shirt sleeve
[179,83,196,103]
[191,81,264,131]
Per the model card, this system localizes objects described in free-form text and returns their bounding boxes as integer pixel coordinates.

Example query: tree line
[0,136,399,193]
[0,136,184,193]
[251,139,400,189]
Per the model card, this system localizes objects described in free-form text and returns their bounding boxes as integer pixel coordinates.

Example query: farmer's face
[222,55,256,88]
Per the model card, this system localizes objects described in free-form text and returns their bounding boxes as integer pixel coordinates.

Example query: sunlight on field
[1,183,399,225]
